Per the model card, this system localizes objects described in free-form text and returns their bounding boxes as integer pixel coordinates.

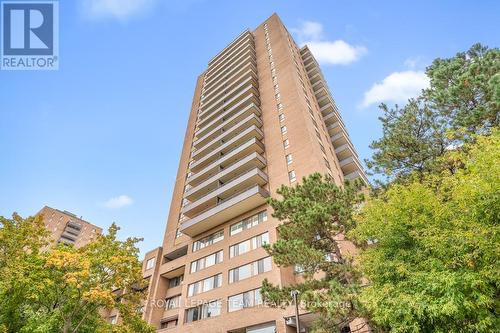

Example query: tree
[425,43,499,132]
[0,214,49,333]
[351,131,500,332]
[0,215,154,333]
[365,99,448,181]
[261,174,367,331]
[366,44,499,182]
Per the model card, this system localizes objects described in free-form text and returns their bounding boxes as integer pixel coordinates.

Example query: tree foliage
[0,215,154,333]
[261,174,366,331]
[351,131,500,332]
[366,43,499,182]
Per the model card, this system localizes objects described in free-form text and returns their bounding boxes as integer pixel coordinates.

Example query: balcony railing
[187,138,265,187]
[181,168,268,218]
[184,152,266,202]
[192,113,262,158]
[193,103,261,149]
[196,94,260,136]
[190,125,264,173]
[180,185,269,237]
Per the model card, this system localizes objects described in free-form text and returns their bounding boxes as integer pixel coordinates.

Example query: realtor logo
[1,0,58,70]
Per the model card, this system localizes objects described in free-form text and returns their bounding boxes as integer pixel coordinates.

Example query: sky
[1,0,499,256]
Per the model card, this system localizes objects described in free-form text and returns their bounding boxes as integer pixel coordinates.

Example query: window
[190,250,223,273]
[187,274,222,296]
[228,288,263,312]
[145,257,155,270]
[230,211,267,236]
[229,232,269,258]
[280,126,287,134]
[289,170,297,182]
[286,154,293,165]
[229,257,272,283]
[283,139,289,149]
[185,300,221,323]
[166,295,181,309]
[160,318,178,329]
[168,275,183,288]
[192,230,224,252]
[277,103,283,111]
[279,113,285,122]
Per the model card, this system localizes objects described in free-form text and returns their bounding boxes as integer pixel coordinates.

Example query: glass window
[166,295,180,309]
[283,139,289,149]
[169,275,183,288]
[229,257,272,283]
[192,230,224,252]
[145,257,155,270]
[188,274,222,296]
[190,250,223,273]
[228,288,262,312]
[289,170,297,182]
[185,301,221,323]
[230,233,268,258]
[230,211,267,236]
[281,126,287,134]
[279,113,285,122]
[228,293,244,312]
[239,264,252,281]
[286,154,293,164]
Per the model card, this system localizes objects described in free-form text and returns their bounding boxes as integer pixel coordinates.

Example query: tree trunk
[63,320,71,333]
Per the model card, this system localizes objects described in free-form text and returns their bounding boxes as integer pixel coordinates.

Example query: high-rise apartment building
[140,14,367,333]
[37,206,102,249]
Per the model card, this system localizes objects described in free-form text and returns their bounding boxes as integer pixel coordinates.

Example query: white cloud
[103,195,133,209]
[81,0,156,20]
[361,70,430,108]
[292,21,324,41]
[306,40,367,65]
[292,20,367,66]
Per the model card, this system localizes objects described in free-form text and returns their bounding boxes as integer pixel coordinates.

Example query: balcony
[182,168,268,218]
[187,139,265,187]
[326,121,345,137]
[185,152,266,202]
[314,86,328,101]
[192,113,262,159]
[204,50,256,89]
[180,185,269,237]
[193,103,261,150]
[202,62,256,102]
[335,142,357,161]
[205,43,255,82]
[190,125,264,173]
[323,110,340,127]
[207,32,253,71]
[200,73,258,114]
[196,94,260,136]
[331,131,350,148]
[339,155,364,175]
[344,170,369,185]
[197,84,260,124]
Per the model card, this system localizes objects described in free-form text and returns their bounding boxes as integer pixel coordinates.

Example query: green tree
[351,131,500,332]
[261,174,366,331]
[0,215,154,333]
[0,214,48,332]
[366,43,499,182]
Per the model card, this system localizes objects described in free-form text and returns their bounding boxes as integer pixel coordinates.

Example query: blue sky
[1,0,498,255]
